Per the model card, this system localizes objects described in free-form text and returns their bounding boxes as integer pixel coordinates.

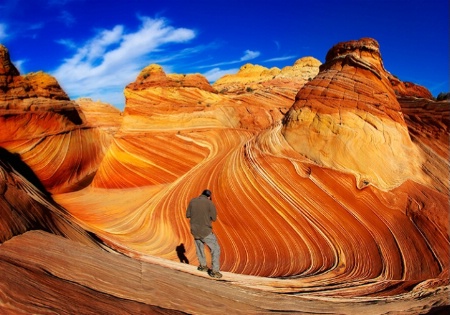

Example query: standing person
[186,189,222,279]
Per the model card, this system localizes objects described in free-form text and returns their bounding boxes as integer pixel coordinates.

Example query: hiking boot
[208,270,222,279]
[197,265,208,272]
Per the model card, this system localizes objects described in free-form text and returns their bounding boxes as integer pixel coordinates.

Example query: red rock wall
[1,39,448,311]
[0,46,114,194]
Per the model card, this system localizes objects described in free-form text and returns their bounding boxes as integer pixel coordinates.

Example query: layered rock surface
[0,147,98,246]
[75,98,123,134]
[282,38,431,191]
[1,39,449,314]
[0,45,115,194]
[213,56,321,94]
[122,60,316,132]
[1,230,448,314]
[92,59,320,189]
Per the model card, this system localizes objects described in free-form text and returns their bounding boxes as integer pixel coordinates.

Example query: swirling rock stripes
[400,97,450,193]
[4,231,448,314]
[1,38,448,309]
[55,36,448,298]
[0,147,98,246]
[91,132,211,188]
[12,126,111,193]
[56,123,448,297]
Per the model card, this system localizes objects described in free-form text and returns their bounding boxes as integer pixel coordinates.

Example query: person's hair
[202,189,212,197]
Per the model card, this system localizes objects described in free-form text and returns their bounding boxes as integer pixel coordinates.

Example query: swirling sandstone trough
[1,40,449,314]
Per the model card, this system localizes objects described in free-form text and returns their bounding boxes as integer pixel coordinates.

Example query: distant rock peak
[0,45,70,102]
[320,38,385,78]
[0,44,20,85]
[324,38,382,63]
[213,57,321,94]
[220,57,321,82]
[282,37,429,191]
[128,63,215,92]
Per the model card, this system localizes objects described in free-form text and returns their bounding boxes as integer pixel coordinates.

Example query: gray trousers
[194,233,221,272]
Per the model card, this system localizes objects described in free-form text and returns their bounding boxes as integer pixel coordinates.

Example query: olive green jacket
[186,195,217,239]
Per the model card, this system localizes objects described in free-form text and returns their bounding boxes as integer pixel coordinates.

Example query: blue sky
[1,0,448,109]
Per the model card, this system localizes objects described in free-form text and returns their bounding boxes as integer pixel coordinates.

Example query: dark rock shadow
[0,146,50,197]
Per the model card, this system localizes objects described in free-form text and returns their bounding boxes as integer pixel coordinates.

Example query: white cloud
[264,55,297,62]
[55,38,77,49]
[58,10,76,27]
[240,50,260,61]
[12,59,27,74]
[51,17,195,109]
[0,23,7,41]
[199,49,261,68]
[274,41,280,50]
[203,67,239,82]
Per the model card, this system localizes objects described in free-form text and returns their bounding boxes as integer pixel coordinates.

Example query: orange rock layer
[1,39,449,314]
[282,38,431,190]
[0,46,116,194]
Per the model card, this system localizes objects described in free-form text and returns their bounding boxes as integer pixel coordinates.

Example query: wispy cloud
[0,16,44,42]
[264,55,297,62]
[274,40,280,50]
[196,50,262,82]
[22,22,45,40]
[51,16,196,108]
[199,49,260,69]
[13,59,27,74]
[240,49,260,61]
[56,38,77,49]
[0,23,7,41]
[425,79,449,97]
[203,67,239,82]
[58,10,76,27]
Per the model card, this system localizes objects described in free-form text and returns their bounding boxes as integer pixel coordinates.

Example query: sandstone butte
[0,38,449,314]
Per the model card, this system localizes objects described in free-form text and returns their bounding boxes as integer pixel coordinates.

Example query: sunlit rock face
[0,45,69,103]
[123,59,319,132]
[123,64,230,129]
[282,38,429,190]
[0,45,113,194]
[213,56,321,94]
[390,76,434,99]
[57,39,448,297]
[399,97,449,193]
[75,98,123,134]
[1,39,449,313]
[94,59,320,189]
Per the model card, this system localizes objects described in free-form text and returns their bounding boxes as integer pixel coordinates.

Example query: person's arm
[210,202,217,222]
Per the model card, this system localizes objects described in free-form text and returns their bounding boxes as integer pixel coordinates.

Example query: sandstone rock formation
[0,45,114,194]
[213,56,321,94]
[0,39,449,314]
[0,45,67,102]
[75,98,123,134]
[389,75,433,99]
[282,38,430,191]
[122,60,317,132]
[92,59,321,190]
[400,97,449,193]
[2,230,448,314]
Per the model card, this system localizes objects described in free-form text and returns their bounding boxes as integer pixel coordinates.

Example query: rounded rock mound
[282,38,428,190]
